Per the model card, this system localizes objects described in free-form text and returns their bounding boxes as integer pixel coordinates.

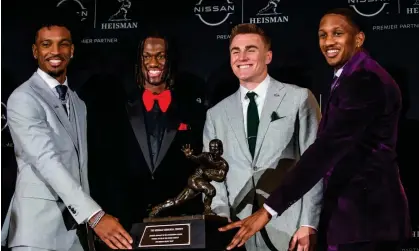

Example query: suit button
[68,205,77,214]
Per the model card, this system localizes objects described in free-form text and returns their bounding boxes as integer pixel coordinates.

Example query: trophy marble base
[129,214,236,250]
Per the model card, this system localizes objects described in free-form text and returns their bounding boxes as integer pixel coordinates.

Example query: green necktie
[246,92,259,159]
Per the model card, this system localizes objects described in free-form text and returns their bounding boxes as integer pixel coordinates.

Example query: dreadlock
[136,30,175,90]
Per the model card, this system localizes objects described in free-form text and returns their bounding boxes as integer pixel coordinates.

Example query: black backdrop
[2,0,419,248]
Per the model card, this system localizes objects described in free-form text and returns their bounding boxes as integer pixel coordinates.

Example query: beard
[47,68,66,78]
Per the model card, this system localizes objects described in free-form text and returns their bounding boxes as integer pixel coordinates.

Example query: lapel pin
[274,93,280,97]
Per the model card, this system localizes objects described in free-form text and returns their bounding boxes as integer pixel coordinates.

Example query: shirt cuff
[86,209,103,223]
[263,203,278,217]
[300,225,317,231]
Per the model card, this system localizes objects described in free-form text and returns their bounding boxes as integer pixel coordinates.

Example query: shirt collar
[239,74,270,103]
[334,64,345,78]
[37,68,68,89]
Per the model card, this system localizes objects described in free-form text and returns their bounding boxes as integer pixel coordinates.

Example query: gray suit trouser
[11,237,84,251]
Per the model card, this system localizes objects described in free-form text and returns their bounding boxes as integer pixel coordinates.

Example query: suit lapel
[225,91,252,164]
[70,92,83,158]
[126,99,153,172]
[254,80,286,162]
[154,100,179,170]
[321,51,368,133]
[29,73,79,150]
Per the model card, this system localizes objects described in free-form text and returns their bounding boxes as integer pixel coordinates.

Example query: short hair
[229,23,272,50]
[136,30,176,89]
[33,11,78,43]
[323,8,365,33]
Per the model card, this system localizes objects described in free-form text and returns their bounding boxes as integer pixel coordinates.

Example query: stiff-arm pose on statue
[149,139,228,217]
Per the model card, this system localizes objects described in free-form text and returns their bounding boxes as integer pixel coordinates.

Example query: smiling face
[32,25,74,83]
[318,14,365,70]
[229,33,272,86]
[141,37,167,88]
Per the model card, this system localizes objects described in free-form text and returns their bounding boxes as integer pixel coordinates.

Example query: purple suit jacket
[265,51,411,245]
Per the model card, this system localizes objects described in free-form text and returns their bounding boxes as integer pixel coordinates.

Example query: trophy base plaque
[129,214,236,250]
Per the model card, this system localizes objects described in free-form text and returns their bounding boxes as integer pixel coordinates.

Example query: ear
[32,44,38,59]
[355,31,365,48]
[265,50,273,65]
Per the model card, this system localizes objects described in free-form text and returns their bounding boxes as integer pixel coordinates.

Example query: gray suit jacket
[1,72,101,250]
[203,77,323,250]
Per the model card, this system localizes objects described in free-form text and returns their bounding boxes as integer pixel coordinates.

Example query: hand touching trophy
[130,139,235,250]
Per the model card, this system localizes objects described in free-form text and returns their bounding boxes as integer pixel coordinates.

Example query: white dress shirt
[37,68,70,118]
[239,74,270,136]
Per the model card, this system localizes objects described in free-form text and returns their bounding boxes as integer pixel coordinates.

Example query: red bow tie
[142,89,172,113]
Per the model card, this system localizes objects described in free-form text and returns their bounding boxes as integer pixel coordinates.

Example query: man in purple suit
[219,8,411,251]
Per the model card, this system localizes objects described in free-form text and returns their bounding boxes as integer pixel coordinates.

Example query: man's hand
[288,226,317,251]
[218,208,271,250]
[92,213,133,249]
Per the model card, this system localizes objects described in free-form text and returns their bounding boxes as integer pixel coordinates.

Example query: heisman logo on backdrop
[101,0,138,29]
[348,0,396,17]
[249,0,289,24]
[406,0,419,14]
[194,0,235,26]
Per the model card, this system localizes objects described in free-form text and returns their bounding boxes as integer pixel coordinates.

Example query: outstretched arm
[219,71,387,250]
[266,72,384,216]
[187,152,209,164]
[7,91,101,224]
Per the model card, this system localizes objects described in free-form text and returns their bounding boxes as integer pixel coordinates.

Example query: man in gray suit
[204,24,323,251]
[1,20,132,250]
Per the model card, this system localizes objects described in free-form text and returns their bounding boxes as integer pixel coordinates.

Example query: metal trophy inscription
[149,139,228,217]
[140,223,190,247]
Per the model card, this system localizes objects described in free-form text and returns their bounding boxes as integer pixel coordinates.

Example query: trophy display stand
[94,140,235,250]
[130,214,237,250]
[128,139,234,250]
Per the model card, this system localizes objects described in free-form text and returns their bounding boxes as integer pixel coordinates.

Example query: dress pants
[11,236,84,251]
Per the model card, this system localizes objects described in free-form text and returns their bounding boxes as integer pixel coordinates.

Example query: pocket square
[271,111,283,122]
[178,123,189,131]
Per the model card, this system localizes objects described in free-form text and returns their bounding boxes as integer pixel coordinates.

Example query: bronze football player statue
[149,139,228,217]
